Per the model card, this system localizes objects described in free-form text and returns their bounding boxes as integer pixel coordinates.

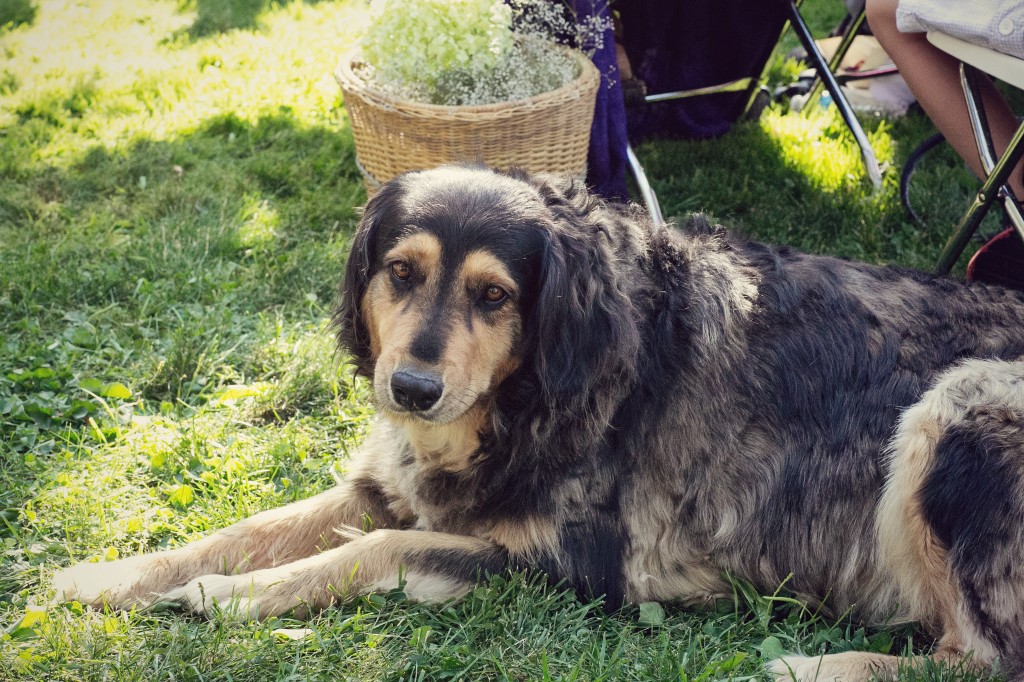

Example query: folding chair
[927,31,1024,274]
[625,0,883,226]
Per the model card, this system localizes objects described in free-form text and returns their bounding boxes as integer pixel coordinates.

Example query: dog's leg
[770,360,1024,682]
[867,359,1024,680]
[767,651,900,682]
[160,529,508,619]
[54,482,394,609]
[766,647,986,682]
[913,404,1024,679]
[53,431,411,610]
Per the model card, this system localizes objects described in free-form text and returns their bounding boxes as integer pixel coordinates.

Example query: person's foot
[967,227,1024,289]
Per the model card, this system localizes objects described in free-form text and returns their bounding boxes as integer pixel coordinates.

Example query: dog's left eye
[482,285,507,304]
[390,261,412,282]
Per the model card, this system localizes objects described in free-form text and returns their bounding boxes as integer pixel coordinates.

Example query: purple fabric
[618,2,790,141]
[570,0,630,200]
[571,1,791,200]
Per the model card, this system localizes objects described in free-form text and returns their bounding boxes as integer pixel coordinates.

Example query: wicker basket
[335,47,600,192]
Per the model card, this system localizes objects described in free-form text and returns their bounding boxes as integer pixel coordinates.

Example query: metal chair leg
[960,62,1024,240]
[800,7,868,111]
[626,143,665,226]
[936,63,1024,274]
[787,1,883,189]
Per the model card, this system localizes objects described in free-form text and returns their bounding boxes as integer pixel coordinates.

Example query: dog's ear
[522,176,640,414]
[334,181,402,377]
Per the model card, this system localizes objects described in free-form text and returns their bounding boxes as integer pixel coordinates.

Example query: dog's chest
[393,450,557,560]
[386,453,480,535]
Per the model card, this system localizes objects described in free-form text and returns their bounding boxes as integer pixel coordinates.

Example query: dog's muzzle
[390,368,444,412]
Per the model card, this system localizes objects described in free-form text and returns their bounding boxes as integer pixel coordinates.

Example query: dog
[55,165,1024,680]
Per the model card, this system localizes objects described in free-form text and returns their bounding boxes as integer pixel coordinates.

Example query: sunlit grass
[760,106,895,194]
[0,0,366,159]
[236,194,282,247]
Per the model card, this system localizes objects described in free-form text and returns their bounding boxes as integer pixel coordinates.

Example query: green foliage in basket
[355,0,610,106]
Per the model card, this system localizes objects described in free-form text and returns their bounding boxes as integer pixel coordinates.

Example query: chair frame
[935,61,1024,274]
[627,0,883,225]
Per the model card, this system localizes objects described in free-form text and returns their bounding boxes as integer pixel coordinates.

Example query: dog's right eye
[482,285,507,304]
[390,261,412,282]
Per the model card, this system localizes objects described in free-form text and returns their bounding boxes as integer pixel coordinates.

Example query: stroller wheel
[744,87,771,121]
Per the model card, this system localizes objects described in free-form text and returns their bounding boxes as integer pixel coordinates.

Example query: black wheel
[744,86,771,122]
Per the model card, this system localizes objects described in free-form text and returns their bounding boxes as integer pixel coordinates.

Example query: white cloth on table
[897,0,1024,60]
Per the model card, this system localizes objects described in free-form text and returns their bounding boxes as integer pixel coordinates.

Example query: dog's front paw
[162,571,298,620]
[766,652,892,682]
[161,574,253,617]
[53,554,165,609]
[767,655,830,681]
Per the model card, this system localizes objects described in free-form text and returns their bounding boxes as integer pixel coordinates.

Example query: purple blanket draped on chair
[572,1,790,201]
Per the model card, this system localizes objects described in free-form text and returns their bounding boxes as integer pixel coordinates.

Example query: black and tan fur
[55,166,1024,680]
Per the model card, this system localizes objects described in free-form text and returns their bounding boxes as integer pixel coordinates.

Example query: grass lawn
[0,1,1014,680]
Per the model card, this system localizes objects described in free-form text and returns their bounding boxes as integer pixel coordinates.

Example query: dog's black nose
[390,369,444,411]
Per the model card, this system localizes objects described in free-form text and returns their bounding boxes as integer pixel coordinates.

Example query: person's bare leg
[866,0,1024,198]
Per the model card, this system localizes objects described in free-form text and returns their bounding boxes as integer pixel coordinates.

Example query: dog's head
[335,166,639,435]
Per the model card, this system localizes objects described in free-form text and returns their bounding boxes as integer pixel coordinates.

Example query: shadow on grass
[0,110,365,523]
[0,0,36,31]
[178,0,328,39]
[635,112,986,272]
[3,109,364,317]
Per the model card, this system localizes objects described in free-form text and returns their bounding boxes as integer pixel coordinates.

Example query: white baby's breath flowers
[355,0,611,106]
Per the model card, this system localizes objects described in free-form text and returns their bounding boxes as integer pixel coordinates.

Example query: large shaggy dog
[56,166,1024,680]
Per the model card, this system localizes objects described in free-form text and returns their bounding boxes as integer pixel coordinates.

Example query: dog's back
[606,214,1024,677]
[619,216,1024,610]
